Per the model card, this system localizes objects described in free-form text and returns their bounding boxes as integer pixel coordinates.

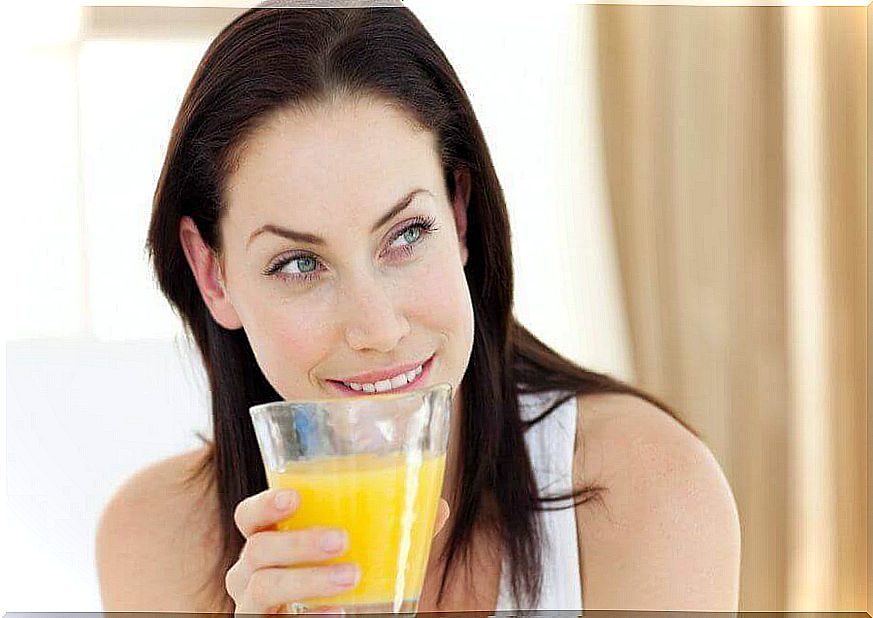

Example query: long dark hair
[146,3,698,612]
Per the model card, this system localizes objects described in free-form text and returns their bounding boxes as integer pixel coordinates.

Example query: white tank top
[494,390,584,612]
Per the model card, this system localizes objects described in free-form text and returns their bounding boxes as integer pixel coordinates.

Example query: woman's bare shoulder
[573,391,711,480]
[95,445,221,611]
[572,392,741,610]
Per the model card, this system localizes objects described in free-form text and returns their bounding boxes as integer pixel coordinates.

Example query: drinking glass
[249,382,453,615]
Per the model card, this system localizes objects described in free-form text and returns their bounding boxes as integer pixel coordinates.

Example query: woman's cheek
[276,310,331,359]
[416,261,473,335]
[249,306,334,397]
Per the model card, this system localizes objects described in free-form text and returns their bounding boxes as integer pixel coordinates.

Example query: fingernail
[274,490,297,510]
[329,564,360,587]
[320,530,348,553]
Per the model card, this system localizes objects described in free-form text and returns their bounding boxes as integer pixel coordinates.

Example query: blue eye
[289,256,317,274]
[263,254,323,283]
[394,226,422,246]
[385,215,438,257]
[263,215,439,286]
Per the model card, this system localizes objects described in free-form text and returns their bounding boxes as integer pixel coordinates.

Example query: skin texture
[95,96,741,613]
[573,393,741,611]
[178,96,473,501]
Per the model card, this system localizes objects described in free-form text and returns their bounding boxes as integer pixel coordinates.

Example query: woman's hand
[226,488,450,615]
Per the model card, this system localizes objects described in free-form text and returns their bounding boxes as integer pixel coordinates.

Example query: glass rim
[249,381,453,418]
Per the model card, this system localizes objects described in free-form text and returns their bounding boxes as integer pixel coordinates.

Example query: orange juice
[268,451,446,609]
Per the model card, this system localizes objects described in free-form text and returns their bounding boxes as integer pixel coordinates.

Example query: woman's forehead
[222,98,443,238]
[233,96,435,178]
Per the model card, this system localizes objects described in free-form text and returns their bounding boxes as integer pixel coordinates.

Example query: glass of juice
[249,382,453,615]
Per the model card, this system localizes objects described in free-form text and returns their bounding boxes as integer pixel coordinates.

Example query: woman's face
[181,96,474,403]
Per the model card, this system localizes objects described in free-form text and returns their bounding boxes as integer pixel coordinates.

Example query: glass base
[341,599,420,615]
[282,599,419,615]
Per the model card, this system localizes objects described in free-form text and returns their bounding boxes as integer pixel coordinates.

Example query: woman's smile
[326,354,436,396]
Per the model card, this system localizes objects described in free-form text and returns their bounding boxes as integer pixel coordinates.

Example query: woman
[95,2,741,614]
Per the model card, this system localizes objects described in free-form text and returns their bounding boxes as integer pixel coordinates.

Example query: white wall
[6,338,210,610]
[4,3,631,611]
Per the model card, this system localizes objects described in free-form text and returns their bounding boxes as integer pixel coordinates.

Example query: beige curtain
[867,6,872,616]
[592,6,867,612]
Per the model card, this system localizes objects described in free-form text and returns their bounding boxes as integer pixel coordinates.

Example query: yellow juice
[268,451,446,608]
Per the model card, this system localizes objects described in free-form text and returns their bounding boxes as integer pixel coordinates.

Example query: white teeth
[390,373,409,389]
[342,362,424,393]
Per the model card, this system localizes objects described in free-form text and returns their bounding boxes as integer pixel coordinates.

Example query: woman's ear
[452,168,471,267]
[179,216,243,330]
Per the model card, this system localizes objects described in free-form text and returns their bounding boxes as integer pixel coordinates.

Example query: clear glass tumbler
[249,382,453,615]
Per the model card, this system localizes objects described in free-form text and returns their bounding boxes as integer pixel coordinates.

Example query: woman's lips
[327,355,435,397]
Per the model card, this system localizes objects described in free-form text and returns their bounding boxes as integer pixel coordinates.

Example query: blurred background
[2,1,869,613]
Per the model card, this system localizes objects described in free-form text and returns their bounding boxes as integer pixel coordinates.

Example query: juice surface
[267,451,446,608]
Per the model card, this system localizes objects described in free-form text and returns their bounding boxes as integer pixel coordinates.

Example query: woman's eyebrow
[246,188,431,249]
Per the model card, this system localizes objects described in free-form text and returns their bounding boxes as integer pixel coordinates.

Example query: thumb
[433,498,451,537]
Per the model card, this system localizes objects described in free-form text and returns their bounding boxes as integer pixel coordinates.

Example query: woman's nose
[341,274,410,353]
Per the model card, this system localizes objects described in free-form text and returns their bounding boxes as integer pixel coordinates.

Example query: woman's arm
[573,393,741,611]
[95,448,219,612]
